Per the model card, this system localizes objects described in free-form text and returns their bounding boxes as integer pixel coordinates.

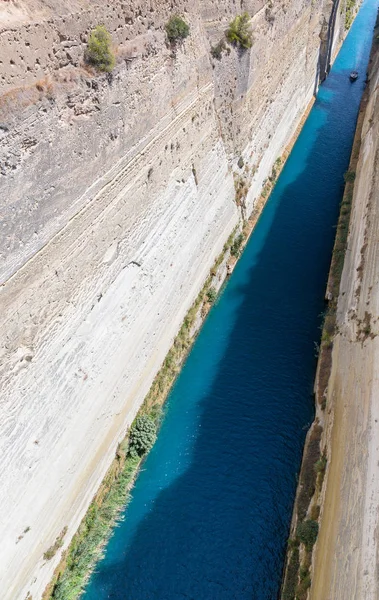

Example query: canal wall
[281,8,379,600]
[0,0,348,597]
[311,15,379,600]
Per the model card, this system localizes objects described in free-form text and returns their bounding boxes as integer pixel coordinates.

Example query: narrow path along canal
[84,2,378,598]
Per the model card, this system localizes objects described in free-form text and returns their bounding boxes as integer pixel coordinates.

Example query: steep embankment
[311,22,379,600]
[0,0,345,598]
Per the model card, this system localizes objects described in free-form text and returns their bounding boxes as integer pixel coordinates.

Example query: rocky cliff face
[0,0,346,597]
[311,27,379,600]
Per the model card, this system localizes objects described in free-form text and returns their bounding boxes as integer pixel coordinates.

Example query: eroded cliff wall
[311,26,379,600]
[0,0,345,597]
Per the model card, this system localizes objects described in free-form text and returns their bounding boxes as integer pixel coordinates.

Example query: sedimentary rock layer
[0,0,345,597]
[312,36,379,600]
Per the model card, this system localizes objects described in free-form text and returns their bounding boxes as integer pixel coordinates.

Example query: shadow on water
[84,3,377,599]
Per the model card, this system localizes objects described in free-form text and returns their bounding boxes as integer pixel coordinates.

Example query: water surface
[84,3,378,598]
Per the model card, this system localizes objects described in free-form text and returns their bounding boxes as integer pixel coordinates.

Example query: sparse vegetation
[344,169,356,182]
[165,15,190,44]
[86,25,115,72]
[43,527,67,561]
[207,287,217,303]
[296,569,312,599]
[315,453,327,474]
[48,455,140,599]
[226,13,253,49]
[234,173,249,206]
[128,415,157,457]
[296,422,322,522]
[281,544,300,600]
[211,39,226,60]
[345,0,356,29]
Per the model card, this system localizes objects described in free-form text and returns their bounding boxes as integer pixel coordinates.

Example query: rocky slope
[0,0,347,597]
[311,27,379,600]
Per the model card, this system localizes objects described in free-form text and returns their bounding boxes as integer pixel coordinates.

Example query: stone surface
[311,43,379,600]
[0,0,346,597]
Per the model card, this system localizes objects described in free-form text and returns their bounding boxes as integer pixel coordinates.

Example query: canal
[84,1,378,597]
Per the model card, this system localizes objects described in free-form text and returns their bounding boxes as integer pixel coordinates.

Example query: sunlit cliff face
[0,0,346,597]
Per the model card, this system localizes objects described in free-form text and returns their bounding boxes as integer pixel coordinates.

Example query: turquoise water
[84,3,378,598]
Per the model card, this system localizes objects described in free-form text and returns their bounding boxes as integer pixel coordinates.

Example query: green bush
[165,15,190,43]
[226,13,253,49]
[207,287,217,303]
[315,453,327,474]
[296,520,319,550]
[344,170,356,183]
[231,233,244,257]
[86,25,115,72]
[128,415,157,457]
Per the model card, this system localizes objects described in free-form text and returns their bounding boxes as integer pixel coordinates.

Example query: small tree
[226,13,253,49]
[86,25,115,72]
[231,233,244,257]
[165,15,190,44]
[128,415,157,458]
[207,287,217,303]
[296,520,319,550]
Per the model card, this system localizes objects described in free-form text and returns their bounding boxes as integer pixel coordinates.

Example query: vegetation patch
[234,173,249,207]
[281,544,300,600]
[165,15,190,44]
[86,25,115,72]
[230,233,244,257]
[296,423,322,522]
[226,13,253,49]
[296,520,319,551]
[207,287,217,303]
[211,39,227,60]
[128,415,157,457]
[43,527,68,561]
[344,169,356,183]
[47,455,140,599]
[345,0,357,30]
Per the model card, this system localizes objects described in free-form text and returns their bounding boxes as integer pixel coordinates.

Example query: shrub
[296,520,319,550]
[128,415,157,457]
[86,25,115,72]
[226,13,253,49]
[211,39,226,60]
[207,287,217,303]
[165,15,190,43]
[344,170,356,182]
[315,453,327,474]
[231,233,244,257]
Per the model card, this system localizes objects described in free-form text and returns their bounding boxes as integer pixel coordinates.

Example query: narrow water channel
[84,2,378,598]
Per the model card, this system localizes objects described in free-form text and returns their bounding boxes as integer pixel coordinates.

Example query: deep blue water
[84,3,378,598]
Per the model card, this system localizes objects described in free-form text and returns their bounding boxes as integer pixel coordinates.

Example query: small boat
[350,70,358,81]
